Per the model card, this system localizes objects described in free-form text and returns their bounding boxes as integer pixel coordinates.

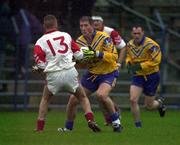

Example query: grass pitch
[0,109,179,145]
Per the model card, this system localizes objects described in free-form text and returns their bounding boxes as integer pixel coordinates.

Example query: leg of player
[96,83,122,132]
[58,86,101,132]
[157,97,166,117]
[144,96,159,109]
[77,86,101,132]
[99,102,120,126]
[99,102,112,126]
[144,96,166,117]
[35,85,53,131]
[102,100,120,126]
[129,85,142,128]
[102,77,120,126]
[58,95,79,132]
[156,86,166,117]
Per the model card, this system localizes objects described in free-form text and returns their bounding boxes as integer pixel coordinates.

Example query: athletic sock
[104,113,112,124]
[135,121,142,128]
[65,120,74,130]
[111,112,121,125]
[85,112,94,122]
[37,119,45,131]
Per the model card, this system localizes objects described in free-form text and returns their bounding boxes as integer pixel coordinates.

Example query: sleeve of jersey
[100,41,118,63]
[141,46,162,70]
[102,51,118,63]
[111,30,126,49]
[71,40,83,60]
[34,45,46,69]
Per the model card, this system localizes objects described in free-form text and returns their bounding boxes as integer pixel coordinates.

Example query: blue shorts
[132,72,160,96]
[81,70,119,92]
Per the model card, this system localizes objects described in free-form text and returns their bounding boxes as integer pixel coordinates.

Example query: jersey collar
[139,35,145,45]
[91,30,96,39]
[83,30,96,45]
[45,29,58,34]
[133,35,146,46]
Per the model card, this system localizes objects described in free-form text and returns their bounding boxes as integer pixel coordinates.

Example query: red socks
[104,113,112,124]
[36,119,45,131]
[85,112,94,122]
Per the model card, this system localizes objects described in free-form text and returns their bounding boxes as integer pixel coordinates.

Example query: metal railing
[11,9,31,110]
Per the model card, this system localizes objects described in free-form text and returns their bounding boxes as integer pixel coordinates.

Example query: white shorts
[46,67,79,95]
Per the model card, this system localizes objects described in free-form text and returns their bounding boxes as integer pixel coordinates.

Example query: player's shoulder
[127,39,134,46]
[145,37,155,43]
[55,31,71,38]
[76,35,87,47]
[95,31,114,47]
[145,37,159,47]
[35,34,45,45]
[96,30,110,38]
[77,35,84,40]
[76,35,86,43]
[103,26,114,34]
[59,31,70,36]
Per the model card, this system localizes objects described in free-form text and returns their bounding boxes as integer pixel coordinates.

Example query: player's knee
[145,102,154,110]
[69,95,79,105]
[96,92,106,102]
[42,95,51,102]
[130,97,138,105]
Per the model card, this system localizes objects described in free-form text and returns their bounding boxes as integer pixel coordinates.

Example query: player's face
[132,27,144,44]
[80,21,94,37]
[93,20,103,31]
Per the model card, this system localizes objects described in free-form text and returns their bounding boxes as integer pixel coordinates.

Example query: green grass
[0,110,179,145]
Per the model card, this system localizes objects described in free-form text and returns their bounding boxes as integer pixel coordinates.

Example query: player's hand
[32,65,46,79]
[32,65,44,73]
[82,49,95,60]
[117,63,122,69]
[32,65,39,73]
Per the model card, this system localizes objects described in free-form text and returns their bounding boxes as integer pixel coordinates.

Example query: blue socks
[65,120,74,130]
[135,121,142,128]
[111,112,119,122]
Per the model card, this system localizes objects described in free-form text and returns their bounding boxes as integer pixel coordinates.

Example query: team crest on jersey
[150,46,158,52]
[104,38,112,46]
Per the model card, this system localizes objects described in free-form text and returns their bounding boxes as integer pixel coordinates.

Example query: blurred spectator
[15,10,43,78]
[9,0,43,78]
[0,0,12,91]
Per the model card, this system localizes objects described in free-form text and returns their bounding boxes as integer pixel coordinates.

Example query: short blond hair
[43,14,57,29]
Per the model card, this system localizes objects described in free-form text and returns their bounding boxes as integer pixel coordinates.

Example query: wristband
[95,51,104,58]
